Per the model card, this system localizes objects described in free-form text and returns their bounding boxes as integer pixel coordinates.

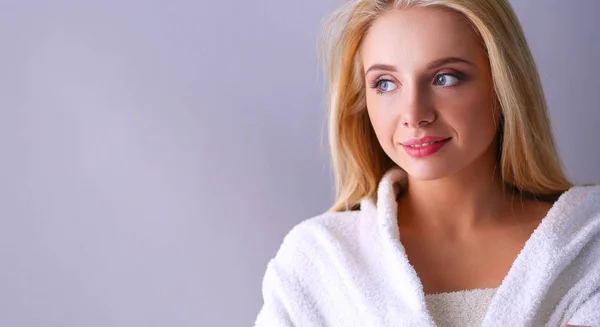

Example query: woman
[255,0,599,326]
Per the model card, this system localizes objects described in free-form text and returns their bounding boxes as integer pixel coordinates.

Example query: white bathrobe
[255,168,600,327]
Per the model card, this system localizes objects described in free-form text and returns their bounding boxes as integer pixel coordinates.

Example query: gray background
[0,0,598,326]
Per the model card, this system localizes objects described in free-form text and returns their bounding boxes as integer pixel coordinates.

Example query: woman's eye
[376,80,398,93]
[433,73,460,87]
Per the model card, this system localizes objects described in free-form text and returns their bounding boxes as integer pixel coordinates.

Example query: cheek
[444,91,496,140]
[366,97,398,147]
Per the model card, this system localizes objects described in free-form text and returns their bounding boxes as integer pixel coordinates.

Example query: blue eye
[372,79,398,94]
[434,73,461,87]
[380,81,396,92]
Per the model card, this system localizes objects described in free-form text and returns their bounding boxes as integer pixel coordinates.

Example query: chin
[398,161,457,182]
[404,169,449,181]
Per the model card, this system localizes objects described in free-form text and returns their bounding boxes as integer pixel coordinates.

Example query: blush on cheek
[366,113,395,155]
[451,94,493,123]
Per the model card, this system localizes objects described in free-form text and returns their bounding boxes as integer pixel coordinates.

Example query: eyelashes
[433,71,467,86]
[369,78,387,89]
[370,79,398,94]
[369,78,397,95]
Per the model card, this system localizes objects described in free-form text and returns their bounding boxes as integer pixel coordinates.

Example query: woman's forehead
[361,7,484,70]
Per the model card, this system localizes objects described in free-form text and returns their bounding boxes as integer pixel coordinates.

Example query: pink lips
[400,136,451,158]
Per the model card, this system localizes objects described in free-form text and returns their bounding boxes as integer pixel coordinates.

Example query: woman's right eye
[373,79,398,94]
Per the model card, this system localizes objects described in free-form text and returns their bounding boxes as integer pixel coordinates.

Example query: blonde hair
[318,0,572,212]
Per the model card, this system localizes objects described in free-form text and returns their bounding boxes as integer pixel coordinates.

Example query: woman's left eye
[433,73,460,87]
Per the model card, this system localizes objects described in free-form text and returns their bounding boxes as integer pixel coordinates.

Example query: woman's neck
[396,155,512,237]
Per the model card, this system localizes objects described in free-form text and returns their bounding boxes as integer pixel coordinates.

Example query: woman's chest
[398,225,537,295]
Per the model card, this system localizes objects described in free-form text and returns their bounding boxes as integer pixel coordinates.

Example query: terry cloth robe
[255,167,600,327]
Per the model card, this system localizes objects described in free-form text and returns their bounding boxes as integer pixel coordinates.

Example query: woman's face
[361,7,498,181]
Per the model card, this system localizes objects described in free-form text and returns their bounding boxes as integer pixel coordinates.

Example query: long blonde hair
[318,0,572,212]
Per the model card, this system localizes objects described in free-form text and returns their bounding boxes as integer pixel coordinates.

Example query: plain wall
[0,1,598,326]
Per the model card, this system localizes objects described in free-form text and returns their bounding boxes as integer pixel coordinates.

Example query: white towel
[255,168,600,326]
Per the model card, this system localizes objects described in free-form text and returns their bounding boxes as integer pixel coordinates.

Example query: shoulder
[552,184,600,230]
[562,183,600,207]
[256,210,370,326]
[272,210,367,263]
[546,184,600,267]
[266,204,385,279]
[551,185,600,325]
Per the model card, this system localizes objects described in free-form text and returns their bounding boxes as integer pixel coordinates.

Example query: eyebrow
[364,57,475,75]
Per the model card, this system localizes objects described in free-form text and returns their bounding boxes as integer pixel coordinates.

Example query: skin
[361,6,556,299]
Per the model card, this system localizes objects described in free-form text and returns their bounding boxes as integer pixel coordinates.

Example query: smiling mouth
[402,137,452,148]
[406,141,440,148]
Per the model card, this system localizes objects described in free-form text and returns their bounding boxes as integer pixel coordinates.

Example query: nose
[399,83,436,128]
